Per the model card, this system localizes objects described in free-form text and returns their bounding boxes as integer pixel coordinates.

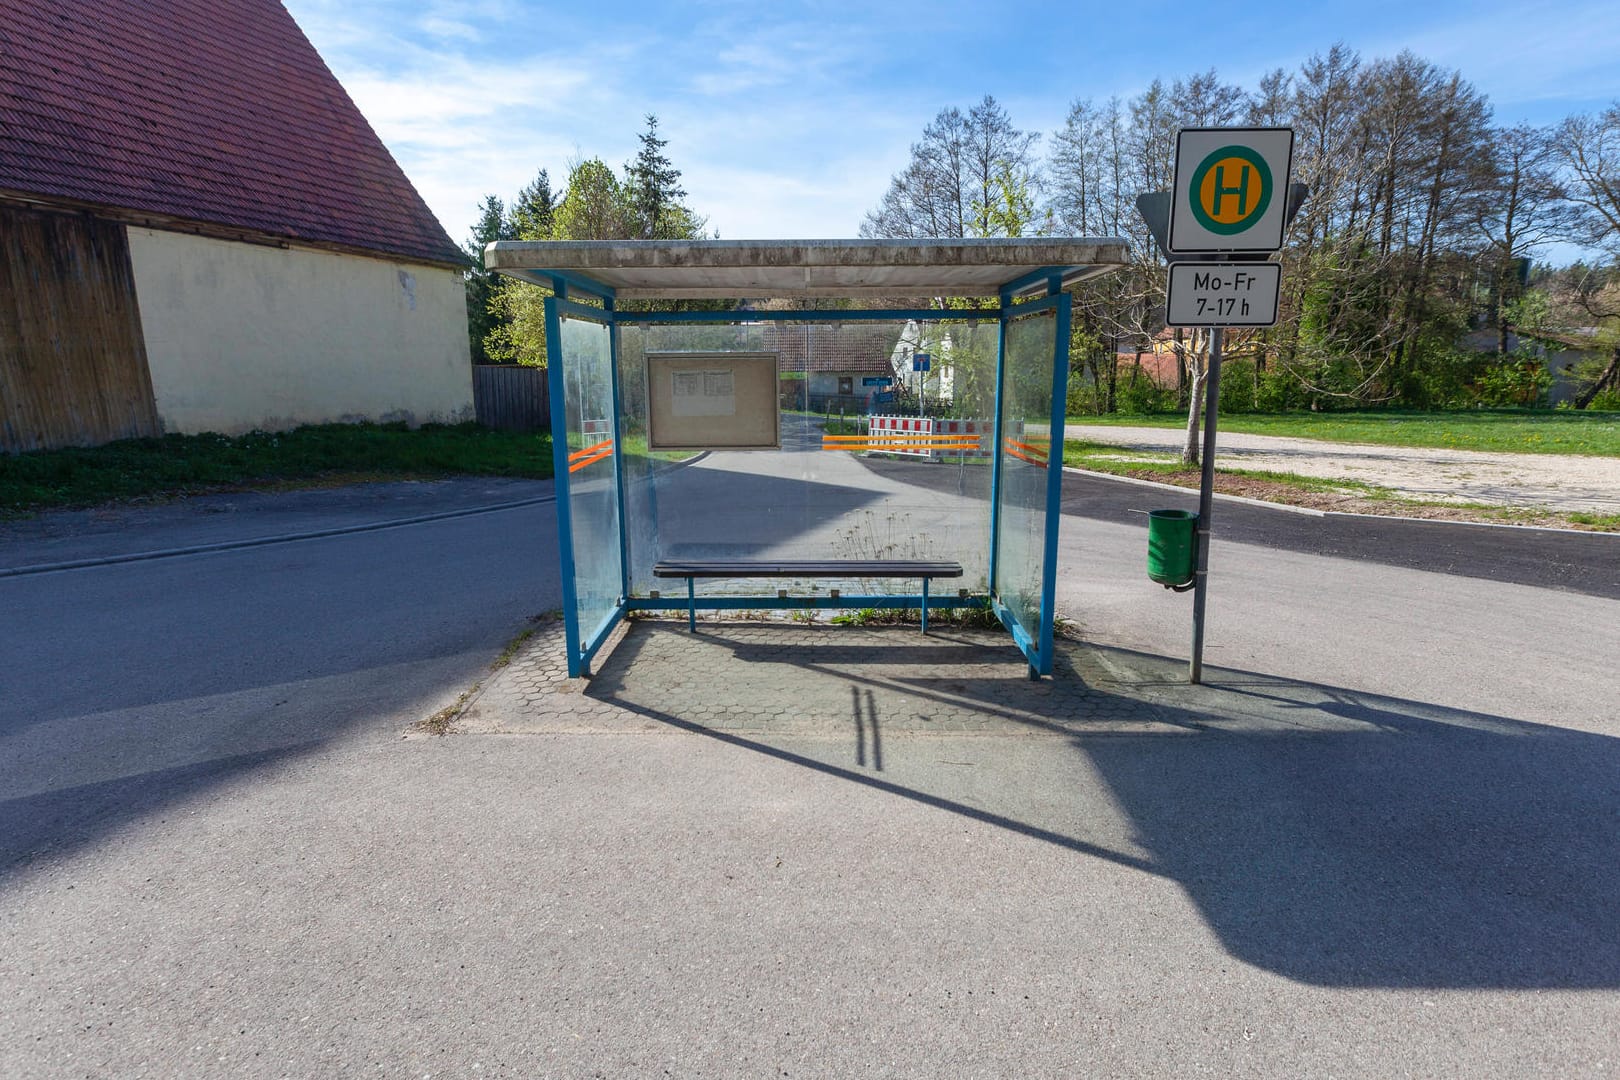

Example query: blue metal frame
[543,294,583,674]
[632,595,986,613]
[623,307,995,324]
[998,267,1072,299]
[506,268,617,302]
[987,283,1069,676]
[546,295,629,677]
[554,296,616,321]
[537,266,1074,679]
[1038,289,1073,674]
[987,306,1009,604]
[605,297,631,606]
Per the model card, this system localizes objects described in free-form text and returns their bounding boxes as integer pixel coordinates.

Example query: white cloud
[417,15,482,42]
[1362,1,1620,120]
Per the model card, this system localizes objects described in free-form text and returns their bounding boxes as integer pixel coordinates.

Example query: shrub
[1475,354,1553,407]
[1116,368,1174,415]
[1217,359,1257,413]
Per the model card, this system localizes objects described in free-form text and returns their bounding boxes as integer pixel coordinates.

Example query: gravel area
[1064,424,1620,515]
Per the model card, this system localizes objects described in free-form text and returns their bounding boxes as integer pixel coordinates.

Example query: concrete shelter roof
[484,238,1129,299]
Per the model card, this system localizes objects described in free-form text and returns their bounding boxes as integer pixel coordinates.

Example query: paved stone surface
[459,615,1525,748]
[461,618,1186,739]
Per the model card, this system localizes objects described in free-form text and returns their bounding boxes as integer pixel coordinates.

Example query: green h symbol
[1212,163,1251,217]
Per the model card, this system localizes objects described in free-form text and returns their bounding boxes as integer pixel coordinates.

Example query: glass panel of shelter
[555,311,624,661]
[994,307,1059,665]
[617,318,995,604]
[545,290,1071,678]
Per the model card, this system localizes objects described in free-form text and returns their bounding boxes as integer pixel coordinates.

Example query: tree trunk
[1574,346,1620,409]
[1182,365,1206,466]
[1174,327,1187,409]
[1106,344,1118,413]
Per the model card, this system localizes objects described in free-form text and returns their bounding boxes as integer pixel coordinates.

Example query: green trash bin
[1147,509,1198,587]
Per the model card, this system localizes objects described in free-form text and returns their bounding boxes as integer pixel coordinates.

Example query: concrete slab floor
[7,617,1616,1077]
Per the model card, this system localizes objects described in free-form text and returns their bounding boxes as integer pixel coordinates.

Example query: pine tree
[510,169,557,240]
[626,115,687,239]
[464,194,515,364]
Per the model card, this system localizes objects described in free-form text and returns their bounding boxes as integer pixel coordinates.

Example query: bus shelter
[485,238,1128,679]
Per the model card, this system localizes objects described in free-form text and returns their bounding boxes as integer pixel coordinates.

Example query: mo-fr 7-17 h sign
[1165,262,1281,327]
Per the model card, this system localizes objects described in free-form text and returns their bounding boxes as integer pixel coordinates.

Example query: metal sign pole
[1189,326,1222,684]
[1141,128,1304,685]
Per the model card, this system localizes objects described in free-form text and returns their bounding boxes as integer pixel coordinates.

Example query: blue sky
[283,0,1620,251]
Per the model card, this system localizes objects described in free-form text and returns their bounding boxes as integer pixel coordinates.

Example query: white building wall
[127,228,472,435]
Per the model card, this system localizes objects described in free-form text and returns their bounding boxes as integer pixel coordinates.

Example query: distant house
[0,0,472,453]
[888,320,955,408]
[1117,329,1182,387]
[1462,328,1604,406]
[760,322,901,412]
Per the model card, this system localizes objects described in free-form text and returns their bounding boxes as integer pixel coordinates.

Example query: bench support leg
[687,577,696,632]
[921,578,929,635]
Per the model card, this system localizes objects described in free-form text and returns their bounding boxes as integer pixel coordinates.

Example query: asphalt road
[1,485,562,872]
[861,456,1620,600]
[3,470,1617,1077]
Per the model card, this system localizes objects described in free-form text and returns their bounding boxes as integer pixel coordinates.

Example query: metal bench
[652,559,965,633]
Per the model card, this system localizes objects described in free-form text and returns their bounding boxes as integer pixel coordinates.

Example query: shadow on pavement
[1078,649,1620,989]
[588,624,1620,991]
[0,742,323,877]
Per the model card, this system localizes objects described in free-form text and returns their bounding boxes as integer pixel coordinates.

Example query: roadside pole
[1189,327,1222,683]
[1137,126,1301,685]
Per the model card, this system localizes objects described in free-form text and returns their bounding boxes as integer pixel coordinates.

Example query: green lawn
[1,422,554,516]
[1065,409,1620,457]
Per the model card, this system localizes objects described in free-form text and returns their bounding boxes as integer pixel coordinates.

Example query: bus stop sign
[1169,128,1294,254]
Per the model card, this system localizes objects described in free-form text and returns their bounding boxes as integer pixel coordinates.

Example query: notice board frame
[645,351,781,451]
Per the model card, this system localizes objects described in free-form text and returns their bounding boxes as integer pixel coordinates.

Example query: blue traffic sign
[862,376,893,386]
[912,352,931,372]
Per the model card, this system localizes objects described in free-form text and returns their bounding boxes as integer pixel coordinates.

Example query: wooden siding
[473,364,549,432]
[1,206,160,452]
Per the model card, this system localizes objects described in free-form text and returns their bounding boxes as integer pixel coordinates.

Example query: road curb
[1061,467,1327,516]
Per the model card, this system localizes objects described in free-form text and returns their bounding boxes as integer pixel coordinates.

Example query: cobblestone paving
[458,616,1194,738]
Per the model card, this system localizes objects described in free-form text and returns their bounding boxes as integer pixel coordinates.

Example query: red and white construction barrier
[866,415,991,459]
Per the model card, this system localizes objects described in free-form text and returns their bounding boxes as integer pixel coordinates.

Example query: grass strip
[1065,408,1620,457]
[1,421,554,516]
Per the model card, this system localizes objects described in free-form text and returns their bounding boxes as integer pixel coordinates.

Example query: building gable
[0,0,462,266]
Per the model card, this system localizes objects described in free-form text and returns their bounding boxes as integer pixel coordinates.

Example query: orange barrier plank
[568,437,614,462]
[568,446,614,472]
[1003,449,1045,466]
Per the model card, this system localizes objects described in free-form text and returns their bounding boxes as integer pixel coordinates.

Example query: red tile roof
[0,0,463,266]
[762,323,901,374]
[1116,350,1180,387]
